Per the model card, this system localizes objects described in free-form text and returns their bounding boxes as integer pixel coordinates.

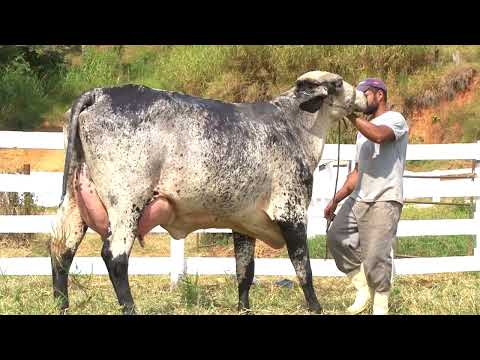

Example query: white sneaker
[346,264,373,315]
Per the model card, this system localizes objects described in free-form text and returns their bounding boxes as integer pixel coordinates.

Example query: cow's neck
[305,112,334,170]
[283,107,334,172]
[271,94,334,172]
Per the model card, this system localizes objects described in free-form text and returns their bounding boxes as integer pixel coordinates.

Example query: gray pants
[327,198,402,292]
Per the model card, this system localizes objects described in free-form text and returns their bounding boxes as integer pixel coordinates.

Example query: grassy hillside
[1,45,480,144]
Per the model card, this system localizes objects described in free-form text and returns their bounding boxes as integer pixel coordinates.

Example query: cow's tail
[59,90,96,207]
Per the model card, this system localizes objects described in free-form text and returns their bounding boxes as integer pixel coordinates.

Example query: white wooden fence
[1,131,480,282]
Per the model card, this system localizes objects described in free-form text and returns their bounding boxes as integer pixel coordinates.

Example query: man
[324,78,409,315]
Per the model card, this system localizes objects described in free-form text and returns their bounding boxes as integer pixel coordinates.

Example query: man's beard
[364,101,379,115]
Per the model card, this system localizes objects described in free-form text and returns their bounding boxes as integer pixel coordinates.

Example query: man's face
[364,88,381,115]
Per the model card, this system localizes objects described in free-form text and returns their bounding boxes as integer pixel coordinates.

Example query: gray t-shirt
[350,111,409,204]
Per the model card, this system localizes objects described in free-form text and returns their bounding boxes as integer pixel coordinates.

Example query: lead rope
[325,118,343,260]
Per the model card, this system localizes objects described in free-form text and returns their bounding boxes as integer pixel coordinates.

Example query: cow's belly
[138,194,286,249]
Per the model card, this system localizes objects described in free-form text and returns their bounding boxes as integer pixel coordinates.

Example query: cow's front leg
[276,220,322,314]
[233,232,256,312]
[101,213,138,315]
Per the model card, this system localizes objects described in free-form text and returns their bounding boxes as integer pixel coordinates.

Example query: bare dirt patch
[0,149,64,173]
[409,74,480,143]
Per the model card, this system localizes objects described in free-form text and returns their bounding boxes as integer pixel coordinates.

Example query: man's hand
[324,199,338,221]
[347,112,368,124]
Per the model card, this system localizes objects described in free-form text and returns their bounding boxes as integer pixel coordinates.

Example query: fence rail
[2,131,480,281]
[1,255,479,276]
[2,170,480,205]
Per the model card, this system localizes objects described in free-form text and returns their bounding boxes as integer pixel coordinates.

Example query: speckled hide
[51,70,367,314]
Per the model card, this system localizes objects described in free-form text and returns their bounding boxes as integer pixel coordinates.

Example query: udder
[74,163,177,245]
[74,164,110,238]
[137,194,176,237]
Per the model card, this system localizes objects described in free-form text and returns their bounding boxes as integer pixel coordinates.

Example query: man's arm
[324,164,359,220]
[350,116,395,144]
[332,164,359,204]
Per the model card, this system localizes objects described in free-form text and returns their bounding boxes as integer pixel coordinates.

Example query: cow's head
[294,71,367,118]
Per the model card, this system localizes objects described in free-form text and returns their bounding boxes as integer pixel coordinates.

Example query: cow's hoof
[238,307,253,315]
[122,304,137,315]
[308,303,323,314]
[59,307,69,315]
[56,300,69,315]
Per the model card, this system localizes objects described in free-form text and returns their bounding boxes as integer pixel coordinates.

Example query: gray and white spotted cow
[50,70,367,314]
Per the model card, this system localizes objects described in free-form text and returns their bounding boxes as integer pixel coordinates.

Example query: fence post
[22,164,33,215]
[170,237,186,286]
[474,141,480,257]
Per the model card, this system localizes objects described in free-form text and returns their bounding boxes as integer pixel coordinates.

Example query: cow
[49,70,367,314]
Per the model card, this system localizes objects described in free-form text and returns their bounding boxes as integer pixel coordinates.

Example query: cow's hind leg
[101,209,140,315]
[277,220,322,314]
[233,232,256,312]
[50,190,87,312]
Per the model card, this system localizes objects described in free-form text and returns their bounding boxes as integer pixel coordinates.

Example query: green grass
[401,202,473,219]
[1,272,480,314]
[397,235,473,257]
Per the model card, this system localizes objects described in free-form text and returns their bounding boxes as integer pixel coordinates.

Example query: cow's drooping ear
[326,78,344,95]
[295,80,329,113]
[334,78,343,91]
